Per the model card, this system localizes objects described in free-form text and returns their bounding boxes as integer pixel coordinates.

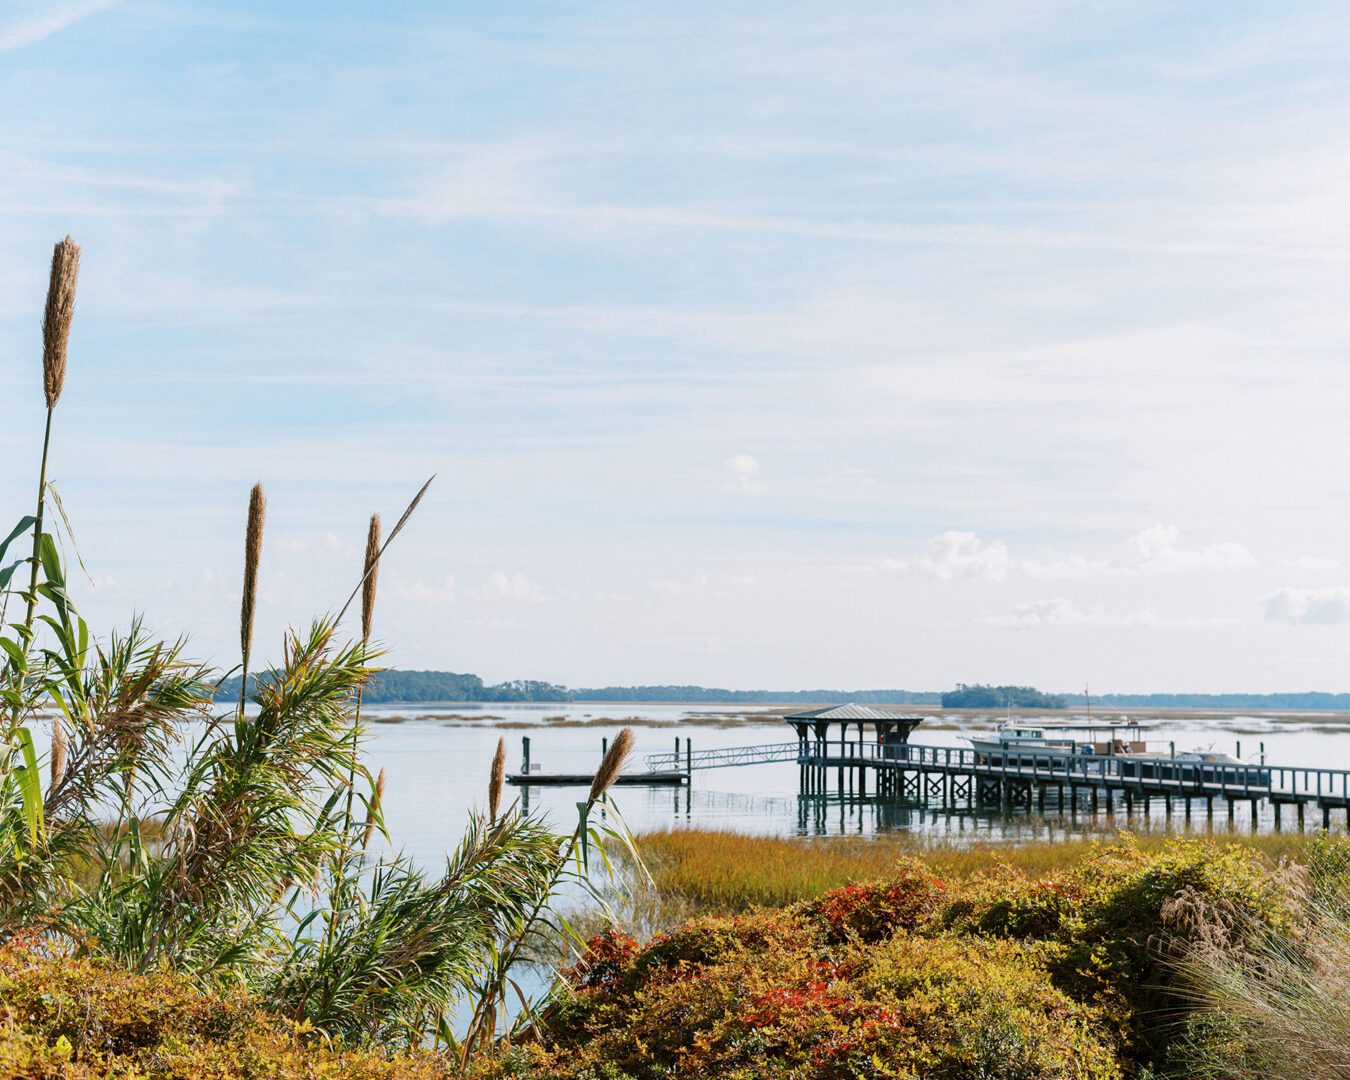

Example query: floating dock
[507,770,686,787]
[506,734,691,788]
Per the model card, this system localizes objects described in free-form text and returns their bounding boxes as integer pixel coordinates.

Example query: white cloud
[722,453,765,495]
[1021,555,1113,579]
[883,531,1010,581]
[1283,556,1340,571]
[275,531,353,558]
[1264,587,1350,625]
[1132,523,1257,574]
[0,0,119,54]
[1023,524,1257,578]
[982,597,1232,629]
[981,598,1119,628]
[384,575,457,604]
[467,571,549,603]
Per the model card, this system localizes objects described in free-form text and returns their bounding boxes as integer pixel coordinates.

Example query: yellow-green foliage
[476,835,1302,1079]
[631,826,1309,913]
[490,920,1120,1079]
[0,941,455,1079]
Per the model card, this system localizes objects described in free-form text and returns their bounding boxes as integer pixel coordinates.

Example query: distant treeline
[1093,692,1350,710]
[213,671,1350,710]
[941,684,1068,709]
[215,670,572,703]
[571,686,943,704]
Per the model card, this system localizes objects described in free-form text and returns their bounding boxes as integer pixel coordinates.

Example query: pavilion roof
[783,704,924,723]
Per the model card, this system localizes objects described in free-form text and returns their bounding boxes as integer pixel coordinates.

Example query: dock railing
[647,737,1350,805]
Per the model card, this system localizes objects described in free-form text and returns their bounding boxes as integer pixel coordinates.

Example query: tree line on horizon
[215,670,1350,710]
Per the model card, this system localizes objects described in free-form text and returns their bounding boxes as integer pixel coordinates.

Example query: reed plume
[42,236,80,410]
[239,483,266,707]
[488,737,506,819]
[50,716,67,790]
[360,514,380,644]
[588,727,634,803]
[361,768,385,849]
[11,237,82,683]
[336,475,434,625]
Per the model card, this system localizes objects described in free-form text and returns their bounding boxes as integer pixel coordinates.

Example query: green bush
[486,834,1310,1079]
[0,939,455,1078]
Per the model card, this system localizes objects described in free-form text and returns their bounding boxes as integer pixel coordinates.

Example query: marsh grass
[617,826,1313,916]
[1167,835,1350,1078]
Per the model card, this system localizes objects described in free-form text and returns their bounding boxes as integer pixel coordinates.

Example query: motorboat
[967,722,1147,768]
[967,722,1272,787]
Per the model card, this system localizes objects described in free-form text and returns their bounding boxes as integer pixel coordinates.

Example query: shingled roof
[783,704,924,722]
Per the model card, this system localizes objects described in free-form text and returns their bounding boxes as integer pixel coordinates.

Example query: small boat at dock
[968,722,1272,786]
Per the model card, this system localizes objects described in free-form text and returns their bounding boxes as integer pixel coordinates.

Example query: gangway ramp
[643,741,801,773]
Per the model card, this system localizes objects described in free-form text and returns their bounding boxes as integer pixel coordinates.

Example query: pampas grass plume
[50,716,67,790]
[488,736,506,819]
[588,727,634,802]
[362,768,386,849]
[361,513,380,644]
[42,236,80,410]
[240,483,266,676]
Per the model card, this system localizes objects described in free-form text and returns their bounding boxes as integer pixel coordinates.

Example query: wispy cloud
[882,531,1010,582]
[722,453,764,495]
[467,572,551,603]
[1264,588,1350,625]
[982,598,1231,630]
[1283,556,1340,571]
[0,0,119,54]
[1023,525,1257,578]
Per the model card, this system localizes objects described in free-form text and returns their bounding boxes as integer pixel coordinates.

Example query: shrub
[796,857,947,942]
[530,904,1121,1079]
[0,940,455,1078]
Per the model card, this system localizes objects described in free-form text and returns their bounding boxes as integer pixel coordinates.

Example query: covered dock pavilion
[785,704,926,759]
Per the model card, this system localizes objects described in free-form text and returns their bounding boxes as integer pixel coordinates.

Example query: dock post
[1324,806,1331,831]
[1250,798,1258,827]
[1274,802,1282,830]
[1037,785,1045,811]
[1070,785,1078,812]
[685,739,692,786]
[1165,794,1172,817]
[1298,801,1305,829]
[522,736,531,776]
[1227,799,1235,823]
[1206,796,1213,819]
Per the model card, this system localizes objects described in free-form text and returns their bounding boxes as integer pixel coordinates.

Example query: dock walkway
[642,738,1350,828]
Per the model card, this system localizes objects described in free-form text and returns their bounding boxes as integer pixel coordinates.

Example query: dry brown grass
[626,826,1313,914]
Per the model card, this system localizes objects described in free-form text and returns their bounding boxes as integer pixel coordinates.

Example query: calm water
[361,703,1350,867]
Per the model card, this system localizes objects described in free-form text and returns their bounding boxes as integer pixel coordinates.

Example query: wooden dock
[641,737,1350,829]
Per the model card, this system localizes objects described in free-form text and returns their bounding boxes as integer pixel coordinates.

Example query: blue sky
[4,1,1350,691]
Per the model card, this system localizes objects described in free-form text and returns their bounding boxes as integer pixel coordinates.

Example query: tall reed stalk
[461,727,635,1060]
[340,513,381,852]
[6,238,79,742]
[238,483,265,715]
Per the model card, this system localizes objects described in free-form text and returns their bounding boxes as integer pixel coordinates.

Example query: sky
[3,2,1350,693]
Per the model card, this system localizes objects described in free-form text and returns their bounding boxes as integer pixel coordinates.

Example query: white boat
[967,723,1273,786]
[967,722,1148,768]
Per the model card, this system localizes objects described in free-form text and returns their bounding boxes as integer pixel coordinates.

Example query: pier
[635,705,1350,830]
